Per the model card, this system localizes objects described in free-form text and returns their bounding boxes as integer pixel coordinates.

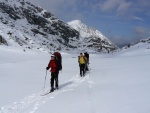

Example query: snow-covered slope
[68,20,117,52]
[0,0,117,53]
[0,0,79,52]
[119,37,150,56]
[0,44,150,113]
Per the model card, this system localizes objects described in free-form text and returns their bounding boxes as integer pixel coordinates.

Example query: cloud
[30,0,85,21]
[117,1,132,16]
[109,26,150,47]
[134,26,150,36]
[96,0,150,20]
[100,0,120,12]
[29,0,150,22]
[131,16,144,21]
[30,0,76,13]
[123,26,150,45]
[110,35,133,47]
[98,0,132,13]
[135,0,150,7]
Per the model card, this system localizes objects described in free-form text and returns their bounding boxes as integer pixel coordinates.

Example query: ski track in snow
[0,70,92,113]
[85,69,95,113]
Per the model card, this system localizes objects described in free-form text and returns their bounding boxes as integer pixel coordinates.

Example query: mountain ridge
[0,0,117,53]
[68,20,117,52]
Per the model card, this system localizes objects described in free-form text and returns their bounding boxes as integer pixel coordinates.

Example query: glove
[46,67,49,70]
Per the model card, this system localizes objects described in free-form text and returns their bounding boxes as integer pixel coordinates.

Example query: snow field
[0,45,150,113]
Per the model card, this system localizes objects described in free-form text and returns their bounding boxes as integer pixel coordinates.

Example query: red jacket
[48,59,57,72]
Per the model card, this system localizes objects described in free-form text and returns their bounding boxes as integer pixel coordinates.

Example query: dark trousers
[80,64,85,76]
[51,72,59,89]
[85,62,89,71]
[55,71,59,87]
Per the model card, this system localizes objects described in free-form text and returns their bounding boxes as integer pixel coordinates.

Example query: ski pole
[43,70,47,92]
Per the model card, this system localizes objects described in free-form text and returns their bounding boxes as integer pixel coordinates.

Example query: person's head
[51,54,55,59]
[80,53,83,56]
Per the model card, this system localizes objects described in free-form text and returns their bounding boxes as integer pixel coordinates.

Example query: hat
[51,54,55,58]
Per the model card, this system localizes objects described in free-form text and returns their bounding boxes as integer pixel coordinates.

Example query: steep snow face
[0,0,79,53]
[68,20,104,39]
[68,20,117,52]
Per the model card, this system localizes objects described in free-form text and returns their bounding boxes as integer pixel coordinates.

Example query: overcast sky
[30,0,150,47]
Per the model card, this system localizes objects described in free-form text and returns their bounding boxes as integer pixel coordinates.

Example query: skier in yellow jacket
[78,53,87,77]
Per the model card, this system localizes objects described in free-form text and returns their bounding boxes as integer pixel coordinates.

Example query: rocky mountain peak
[0,0,117,53]
[68,20,117,52]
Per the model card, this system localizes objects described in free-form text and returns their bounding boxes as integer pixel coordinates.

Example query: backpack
[84,52,89,59]
[84,52,89,63]
[54,52,62,71]
[79,56,86,64]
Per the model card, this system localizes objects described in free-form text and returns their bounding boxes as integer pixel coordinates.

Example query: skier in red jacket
[46,54,58,92]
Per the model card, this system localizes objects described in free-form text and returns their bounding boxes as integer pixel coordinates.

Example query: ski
[41,91,51,96]
[41,88,58,96]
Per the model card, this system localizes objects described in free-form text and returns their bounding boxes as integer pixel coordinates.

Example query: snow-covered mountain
[68,20,117,52]
[0,0,117,53]
[113,37,150,56]
[122,37,150,50]
[0,0,79,52]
